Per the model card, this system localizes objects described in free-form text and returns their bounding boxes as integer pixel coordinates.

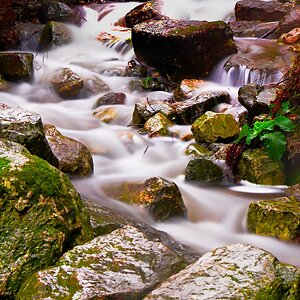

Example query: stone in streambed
[39,1,73,23]
[17,224,191,299]
[94,92,126,108]
[145,243,300,299]
[275,6,300,37]
[185,143,213,158]
[247,197,300,243]
[144,112,174,137]
[173,79,206,101]
[0,139,93,298]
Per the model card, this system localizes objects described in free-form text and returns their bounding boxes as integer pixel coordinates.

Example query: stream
[2,0,300,267]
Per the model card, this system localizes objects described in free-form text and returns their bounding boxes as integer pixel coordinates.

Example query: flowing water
[2,0,300,266]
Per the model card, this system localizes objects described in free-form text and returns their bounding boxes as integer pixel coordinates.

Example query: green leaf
[252,119,275,138]
[236,124,252,144]
[274,116,295,132]
[278,101,290,115]
[260,131,286,160]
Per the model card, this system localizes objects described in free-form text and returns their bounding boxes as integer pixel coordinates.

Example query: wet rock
[281,27,300,44]
[84,76,110,95]
[17,224,190,299]
[144,112,174,137]
[129,76,171,92]
[191,111,240,143]
[13,0,43,22]
[44,123,93,177]
[237,148,285,185]
[173,79,206,101]
[39,21,72,51]
[39,1,73,23]
[132,18,237,81]
[0,105,58,167]
[145,243,300,299]
[235,0,293,22]
[0,75,7,91]
[93,107,118,123]
[131,101,175,127]
[125,59,148,77]
[185,143,213,158]
[102,177,187,221]
[247,196,300,243]
[0,139,93,298]
[172,91,230,125]
[0,52,33,82]
[275,6,300,37]
[51,67,84,98]
[94,92,126,108]
[185,158,224,183]
[17,23,44,51]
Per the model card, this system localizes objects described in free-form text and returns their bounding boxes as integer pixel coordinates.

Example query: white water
[2,0,300,266]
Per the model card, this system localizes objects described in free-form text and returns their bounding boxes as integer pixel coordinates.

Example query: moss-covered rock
[145,243,300,299]
[0,52,33,82]
[44,123,93,177]
[0,105,58,167]
[247,196,300,242]
[191,111,240,143]
[237,148,285,185]
[144,112,174,137]
[17,224,190,299]
[0,139,93,298]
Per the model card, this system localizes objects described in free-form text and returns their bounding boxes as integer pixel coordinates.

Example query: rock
[0,52,33,82]
[39,21,72,51]
[247,196,300,243]
[185,158,224,183]
[173,79,206,101]
[191,111,240,143]
[93,107,118,123]
[0,75,7,91]
[281,27,300,44]
[83,76,110,95]
[17,23,44,51]
[102,177,187,221]
[235,0,293,22]
[145,243,300,299]
[94,92,126,108]
[172,91,230,125]
[0,105,59,167]
[185,143,213,158]
[51,67,84,98]
[0,139,93,298]
[125,59,148,77]
[144,112,174,137]
[237,148,285,185]
[129,76,171,92]
[17,224,191,299]
[275,6,300,37]
[39,1,73,23]
[13,0,43,22]
[44,124,93,177]
[132,18,237,81]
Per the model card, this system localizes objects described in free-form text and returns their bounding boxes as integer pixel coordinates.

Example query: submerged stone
[17,224,190,299]
[144,112,174,137]
[247,196,300,242]
[237,148,285,185]
[185,143,213,158]
[191,111,240,143]
[145,243,300,299]
[0,139,93,298]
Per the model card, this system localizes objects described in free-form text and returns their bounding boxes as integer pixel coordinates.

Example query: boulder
[237,148,285,185]
[275,6,300,37]
[191,111,240,143]
[0,139,93,298]
[39,1,73,23]
[247,196,300,242]
[144,112,174,137]
[51,67,84,98]
[0,105,58,167]
[0,52,33,82]
[132,18,237,81]
[44,124,93,177]
[145,243,300,299]
[185,158,224,183]
[172,91,230,125]
[235,0,293,22]
[17,224,191,299]
[94,92,126,108]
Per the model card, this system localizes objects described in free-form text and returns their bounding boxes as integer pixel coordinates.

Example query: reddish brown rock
[276,6,300,37]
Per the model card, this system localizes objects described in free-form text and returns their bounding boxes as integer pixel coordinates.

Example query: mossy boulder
[247,196,300,242]
[191,111,240,143]
[0,52,33,81]
[172,91,230,125]
[44,123,93,177]
[132,18,237,81]
[145,243,300,299]
[237,148,285,185]
[144,112,174,137]
[17,224,190,299]
[51,67,84,98]
[185,158,224,183]
[0,105,58,167]
[0,139,93,298]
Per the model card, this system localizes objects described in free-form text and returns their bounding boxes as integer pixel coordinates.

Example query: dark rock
[17,23,44,51]
[132,18,237,81]
[144,112,174,137]
[51,67,84,98]
[94,92,126,108]
[129,76,172,92]
[172,91,230,125]
[0,52,33,82]
[0,0,16,27]
[248,196,300,243]
[0,139,93,298]
[0,105,59,167]
[185,158,224,183]
[13,0,43,22]
[84,76,110,95]
[276,6,300,37]
[145,243,300,299]
[39,1,73,23]
[235,0,293,22]
[44,123,93,177]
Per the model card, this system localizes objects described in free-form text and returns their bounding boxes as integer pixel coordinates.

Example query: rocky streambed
[0,0,300,299]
